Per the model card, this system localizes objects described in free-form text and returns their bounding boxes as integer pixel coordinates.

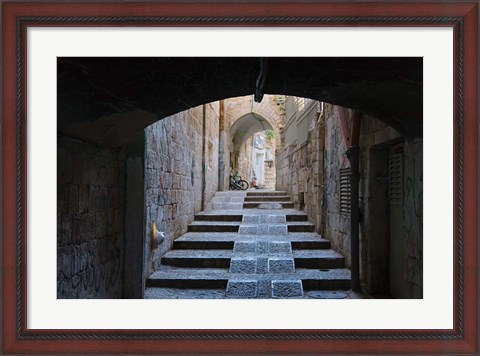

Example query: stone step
[214,191,247,197]
[243,202,294,209]
[173,240,235,250]
[173,239,331,251]
[188,222,240,233]
[145,268,228,289]
[287,215,309,222]
[161,250,232,268]
[173,232,332,250]
[195,213,308,221]
[226,279,304,298]
[148,188,352,298]
[210,202,244,210]
[293,250,346,269]
[198,208,306,215]
[187,221,315,233]
[147,267,351,291]
[194,214,243,222]
[244,196,291,202]
[192,214,307,222]
[161,249,345,269]
[247,191,288,196]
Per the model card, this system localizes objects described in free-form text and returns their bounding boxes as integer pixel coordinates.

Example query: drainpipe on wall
[346,111,362,292]
[201,104,207,211]
[218,100,226,191]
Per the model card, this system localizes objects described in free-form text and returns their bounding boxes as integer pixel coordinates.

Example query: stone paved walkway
[145,190,361,299]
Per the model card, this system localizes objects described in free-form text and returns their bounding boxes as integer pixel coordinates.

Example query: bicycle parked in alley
[229,175,249,190]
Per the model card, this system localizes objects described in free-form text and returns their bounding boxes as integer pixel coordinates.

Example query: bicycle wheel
[238,180,249,190]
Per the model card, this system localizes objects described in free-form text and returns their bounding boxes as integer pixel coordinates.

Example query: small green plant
[264,129,275,140]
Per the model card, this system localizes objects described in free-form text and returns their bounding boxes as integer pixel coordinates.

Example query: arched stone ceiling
[58,57,422,147]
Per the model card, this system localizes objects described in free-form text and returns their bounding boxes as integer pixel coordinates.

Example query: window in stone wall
[265,148,272,160]
[388,152,403,205]
[340,168,351,214]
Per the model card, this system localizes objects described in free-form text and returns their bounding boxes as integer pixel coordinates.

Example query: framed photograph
[2,1,478,354]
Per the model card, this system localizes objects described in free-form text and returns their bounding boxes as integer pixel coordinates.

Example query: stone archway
[58,57,422,148]
[223,95,285,189]
[225,95,285,150]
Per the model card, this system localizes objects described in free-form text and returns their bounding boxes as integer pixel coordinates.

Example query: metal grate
[340,168,351,214]
[389,153,403,205]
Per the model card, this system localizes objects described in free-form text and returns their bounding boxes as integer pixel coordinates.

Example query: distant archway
[230,113,275,154]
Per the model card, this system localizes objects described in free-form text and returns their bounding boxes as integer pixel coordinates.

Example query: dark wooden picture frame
[2,1,478,354]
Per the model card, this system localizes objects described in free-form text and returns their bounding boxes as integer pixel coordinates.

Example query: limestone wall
[204,102,221,203]
[57,137,125,298]
[144,104,219,276]
[276,102,423,298]
[263,159,276,189]
[322,105,351,259]
[236,135,253,183]
[276,113,325,230]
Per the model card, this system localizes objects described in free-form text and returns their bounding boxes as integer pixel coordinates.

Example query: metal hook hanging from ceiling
[254,58,268,103]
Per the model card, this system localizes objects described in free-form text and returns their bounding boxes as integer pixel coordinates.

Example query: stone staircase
[145,190,351,299]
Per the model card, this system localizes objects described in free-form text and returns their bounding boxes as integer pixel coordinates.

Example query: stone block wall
[322,105,352,262]
[236,135,253,182]
[57,137,125,298]
[402,139,423,298]
[276,102,423,298]
[263,159,276,189]
[204,102,220,203]
[144,103,219,276]
[276,114,324,230]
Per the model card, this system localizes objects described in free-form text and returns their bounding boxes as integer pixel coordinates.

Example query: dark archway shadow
[58,57,422,147]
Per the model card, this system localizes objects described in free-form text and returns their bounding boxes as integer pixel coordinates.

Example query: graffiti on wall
[403,149,423,235]
[58,247,122,298]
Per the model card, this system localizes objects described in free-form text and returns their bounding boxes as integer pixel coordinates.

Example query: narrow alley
[57,57,423,300]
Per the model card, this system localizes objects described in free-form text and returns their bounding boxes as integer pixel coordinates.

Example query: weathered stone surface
[257,203,283,209]
[256,257,269,274]
[233,241,256,253]
[271,280,303,298]
[57,137,124,299]
[256,241,268,254]
[238,225,257,235]
[306,290,348,299]
[267,214,286,223]
[256,224,269,235]
[268,225,288,235]
[269,242,292,253]
[268,258,295,273]
[242,215,258,223]
[144,104,219,275]
[229,203,243,210]
[226,280,258,298]
[230,258,257,274]
[257,280,272,298]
